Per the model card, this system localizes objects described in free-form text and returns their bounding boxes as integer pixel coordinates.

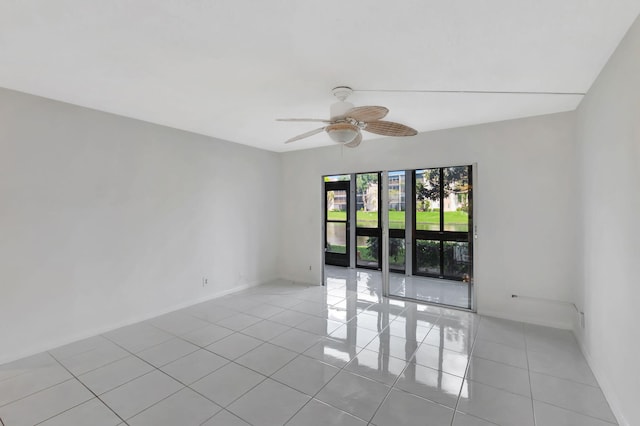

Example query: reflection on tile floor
[0,273,616,425]
[325,265,472,309]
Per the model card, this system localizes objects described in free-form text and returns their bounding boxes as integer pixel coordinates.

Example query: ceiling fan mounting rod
[332,86,353,101]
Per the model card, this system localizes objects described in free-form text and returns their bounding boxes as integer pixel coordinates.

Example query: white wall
[0,88,281,364]
[574,14,640,426]
[280,112,579,328]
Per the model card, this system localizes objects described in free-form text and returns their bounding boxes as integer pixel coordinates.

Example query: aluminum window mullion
[405,170,413,276]
[349,174,356,269]
[381,171,389,298]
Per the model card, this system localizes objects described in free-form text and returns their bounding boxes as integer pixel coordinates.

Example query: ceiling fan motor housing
[330,101,354,120]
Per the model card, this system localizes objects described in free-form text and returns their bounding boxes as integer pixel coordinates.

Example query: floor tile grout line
[474,335,527,351]
[0,368,32,386]
[269,342,363,426]
[60,349,146,383]
[523,324,538,426]
[364,348,421,423]
[197,409,252,426]
[103,318,257,371]
[178,303,274,330]
[45,336,133,375]
[121,384,206,424]
[465,351,530,371]
[121,385,185,424]
[472,338,601,392]
[0,355,74,406]
[197,411,221,426]
[528,398,620,425]
[178,329,237,350]
[273,310,427,425]
[102,331,176,357]
[456,373,574,405]
[48,338,113,362]
[358,314,439,424]
[259,334,325,357]
[90,365,159,397]
[527,368,602,389]
[469,351,527,370]
[277,395,313,425]
[275,349,365,423]
[0,377,76,410]
[235,324,300,346]
[455,412,502,426]
[186,366,268,425]
[450,312,482,426]
[46,352,130,426]
[101,332,244,424]
[187,310,243,325]
[202,338,270,364]
[95,335,176,384]
[146,316,225,341]
[138,339,199,370]
[183,363,270,425]
[99,334,192,389]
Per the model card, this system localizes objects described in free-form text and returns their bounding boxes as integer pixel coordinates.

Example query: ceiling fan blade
[284,127,325,143]
[364,120,418,137]
[344,132,362,148]
[277,118,331,123]
[344,106,389,122]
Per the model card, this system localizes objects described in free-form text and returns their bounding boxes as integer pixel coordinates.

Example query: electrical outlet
[202,277,208,287]
[309,265,312,271]
[580,312,585,328]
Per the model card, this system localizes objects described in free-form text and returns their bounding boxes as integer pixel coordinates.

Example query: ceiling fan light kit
[326,122,359,143]
[277,86,418,148]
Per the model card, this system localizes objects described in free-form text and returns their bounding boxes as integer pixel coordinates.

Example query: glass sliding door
[413,166,472,281]
[388,165,474,310]
[325,178,350,267]
[355,172,381,269]
[388,171,406,272]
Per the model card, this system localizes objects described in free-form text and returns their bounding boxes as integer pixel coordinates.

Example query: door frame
[324,180,350,267]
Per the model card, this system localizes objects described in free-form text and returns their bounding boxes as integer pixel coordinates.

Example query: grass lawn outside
[328,210,468,231]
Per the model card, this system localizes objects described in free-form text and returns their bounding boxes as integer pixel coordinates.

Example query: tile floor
[0,270,616,426]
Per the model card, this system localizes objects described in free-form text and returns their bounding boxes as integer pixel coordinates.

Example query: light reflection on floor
[324,265,472,309]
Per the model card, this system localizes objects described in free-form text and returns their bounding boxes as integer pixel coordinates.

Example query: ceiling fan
[277,86,417,148]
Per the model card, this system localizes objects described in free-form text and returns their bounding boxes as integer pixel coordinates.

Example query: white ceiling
[1,1,639,152]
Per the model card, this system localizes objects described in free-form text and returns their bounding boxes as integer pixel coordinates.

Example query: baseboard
[573,329,629,426]
[478,309,573,330]
[0,279,268,366]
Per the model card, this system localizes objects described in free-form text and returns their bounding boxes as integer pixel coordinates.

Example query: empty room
[1,2,639,426]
